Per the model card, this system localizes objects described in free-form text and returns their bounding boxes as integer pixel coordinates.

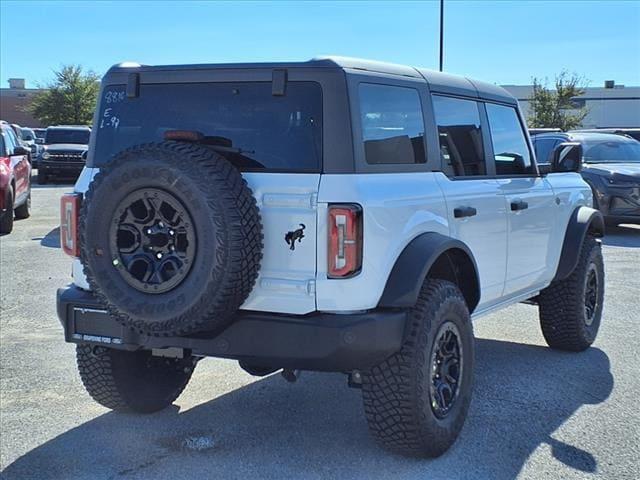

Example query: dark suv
[532,131,640,225]
[39,126,90,184]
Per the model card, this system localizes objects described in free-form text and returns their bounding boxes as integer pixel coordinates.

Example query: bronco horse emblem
[285,224,306,251]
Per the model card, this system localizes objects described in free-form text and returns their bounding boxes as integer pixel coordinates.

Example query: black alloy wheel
[584,264,599,326]
[109,188,196,294]
[429,321,463,419]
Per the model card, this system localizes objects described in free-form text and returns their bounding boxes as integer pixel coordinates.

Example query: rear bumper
[57,285,407,372]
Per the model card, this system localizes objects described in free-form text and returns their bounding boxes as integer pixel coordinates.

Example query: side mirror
[552,142,582,173]
[35,138,44,145]
[13,146,30,156]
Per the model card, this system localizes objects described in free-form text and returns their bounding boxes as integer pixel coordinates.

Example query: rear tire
[361,279,474,457]
[14,192,31,219]
[538,236,604,351]
[76,345,196,413]
[0,187,14,234]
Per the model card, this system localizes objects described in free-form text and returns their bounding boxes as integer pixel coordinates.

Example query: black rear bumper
[57,286,407,372]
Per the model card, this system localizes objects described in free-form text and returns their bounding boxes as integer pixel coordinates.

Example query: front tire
[361,279,474,457]
[0,187,14,234]
[76,345,196,413]
[14,192,31,219]
[538,236,604,351]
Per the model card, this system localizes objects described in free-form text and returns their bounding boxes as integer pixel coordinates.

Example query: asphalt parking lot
[1,181,639,480]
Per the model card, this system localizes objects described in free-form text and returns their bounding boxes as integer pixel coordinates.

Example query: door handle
[454,206,477,218]
[510,200,529,211]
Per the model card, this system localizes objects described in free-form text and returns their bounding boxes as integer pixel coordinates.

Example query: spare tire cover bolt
[112,259,119,266]
[169,230,175,236]
[146,228,152,234]
[156,252,163,259]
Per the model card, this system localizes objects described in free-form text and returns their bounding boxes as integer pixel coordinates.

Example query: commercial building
[0,78,46,127]
[503,82,640,129]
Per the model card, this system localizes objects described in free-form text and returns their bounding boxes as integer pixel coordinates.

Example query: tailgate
[240,173,320,314]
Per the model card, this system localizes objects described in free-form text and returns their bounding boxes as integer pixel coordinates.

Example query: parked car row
[1,121,91,234]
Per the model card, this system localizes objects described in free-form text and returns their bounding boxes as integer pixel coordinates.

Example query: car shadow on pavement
[32,227,60,248]
[603,224,640,248]
[2,339,613,480]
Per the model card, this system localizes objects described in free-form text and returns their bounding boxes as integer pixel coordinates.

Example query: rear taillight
[60,193,82,257]
[328,204,362,278]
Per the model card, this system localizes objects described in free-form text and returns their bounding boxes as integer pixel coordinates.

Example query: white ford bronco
[57,57,605,457]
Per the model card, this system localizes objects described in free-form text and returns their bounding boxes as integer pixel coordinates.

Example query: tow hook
[281,368,300,383]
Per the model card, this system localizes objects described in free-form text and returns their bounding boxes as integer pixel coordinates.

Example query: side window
[0,133,6,157]
[485,103,533,175]
[4,128,17,154]
[534,138,560,165]
[359,83,426,165]
[432,95,485,176]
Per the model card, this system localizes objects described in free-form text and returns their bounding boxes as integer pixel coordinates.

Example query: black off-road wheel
[538,236,604,351]
[14,192,31,219]
[0,187,14,234]
[80,142,262,337]
[76,345,196,413]
[361,279,474,458]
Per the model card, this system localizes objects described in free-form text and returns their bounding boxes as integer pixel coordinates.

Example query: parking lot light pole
[439,0,444,72]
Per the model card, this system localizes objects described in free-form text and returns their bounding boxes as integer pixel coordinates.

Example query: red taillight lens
[328,204,362,278]
[60,193,82,257]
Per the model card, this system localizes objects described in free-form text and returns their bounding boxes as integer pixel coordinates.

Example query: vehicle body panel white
[316,173,448,311]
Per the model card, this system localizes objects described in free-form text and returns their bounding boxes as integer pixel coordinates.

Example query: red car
[1,122,31,234]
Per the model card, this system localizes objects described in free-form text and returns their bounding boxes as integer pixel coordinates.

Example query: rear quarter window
[93,81,323,172]
[358,83,426,165]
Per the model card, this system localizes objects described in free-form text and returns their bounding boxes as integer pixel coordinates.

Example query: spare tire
[80,141,262,337]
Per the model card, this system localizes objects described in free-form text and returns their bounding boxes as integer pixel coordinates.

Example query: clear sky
[1,0,639,88]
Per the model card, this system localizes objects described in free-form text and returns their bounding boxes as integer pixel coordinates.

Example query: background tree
[28,65,100,126]
[528,71,589,131]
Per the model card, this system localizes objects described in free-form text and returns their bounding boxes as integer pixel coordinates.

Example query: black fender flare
[378,232,480,312]
[553,206,605,281]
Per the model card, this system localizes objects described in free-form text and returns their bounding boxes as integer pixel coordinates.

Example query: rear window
[93,82,323,172]
[46,129,90,145]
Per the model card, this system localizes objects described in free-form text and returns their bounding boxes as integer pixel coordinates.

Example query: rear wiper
[208,144,255,155]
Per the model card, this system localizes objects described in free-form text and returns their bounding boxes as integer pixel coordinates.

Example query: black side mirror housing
[13,146,30,156]
[552,142,582,173]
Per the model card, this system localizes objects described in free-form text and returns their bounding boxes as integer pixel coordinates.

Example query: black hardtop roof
[107,56,516,105]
